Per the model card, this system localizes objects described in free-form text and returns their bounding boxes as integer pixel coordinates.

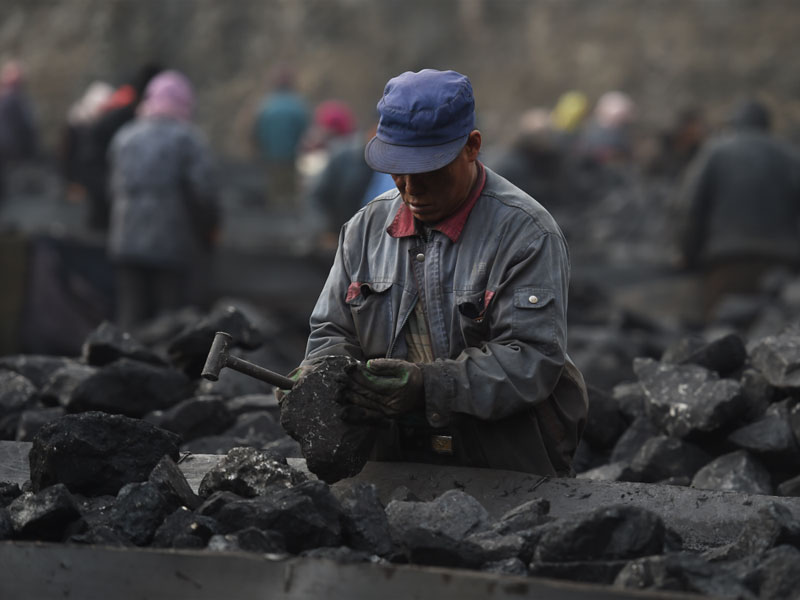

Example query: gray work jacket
[304,165,587,476]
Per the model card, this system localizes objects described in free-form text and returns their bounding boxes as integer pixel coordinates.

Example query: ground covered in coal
[2,271,800,598]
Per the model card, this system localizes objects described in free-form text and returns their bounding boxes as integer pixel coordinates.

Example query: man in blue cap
[297,69,587,476]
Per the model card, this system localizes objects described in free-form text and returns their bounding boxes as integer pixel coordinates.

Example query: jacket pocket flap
[513,287,554,309]
[346,281,392,304]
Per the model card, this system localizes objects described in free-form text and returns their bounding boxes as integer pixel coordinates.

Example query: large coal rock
[8,483,81,541]
[634,358,748,438]
[280,355,377,483]
[335,482,393,557]
[148,455,201,511]
[727,399,800,474]
[385,489,491,568]
[740,545,800,600]
[663,333,748,377]
[582,385,629,450]
[110,482,171,546]
[750,327,800,389]
[151,507,219,549]
[690,450,773,495]
[703,502,800,562]
[29,411,181,495]
[144,396,235,442]
[609,415,660,464]
[37,363,96,408]
[81,321,167,367]
[626,435,711,483]
[0,355,74,388]
[197,446,306,498]
[65,358,194,417]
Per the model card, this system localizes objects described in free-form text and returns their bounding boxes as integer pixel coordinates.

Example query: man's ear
[465,130,482,160]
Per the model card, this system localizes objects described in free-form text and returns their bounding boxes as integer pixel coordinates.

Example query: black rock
[582,385,629,450]
[776,474,800,497]
[15,406,64,441]
[703,502,800,562]
[167,304,264,379]
[750,327,800,389]
[29,411,181,495]
[691,450,773,495]
[626,435,711,483]
[214,480,344,554]
[144,396,234,442]
[81,321,167,367]
[197,447,307,499]
[492,498,551,536]
[609,415,660,464]
[0,355,74,388]
[611,381,646,422]
[280,355,377,483]
[0,507,13,540]
[152,506,219,549]
[739,368,777,420]
[37,362,96,407]
[8,483,81,541]
[66,358,194,417]
[668,333,748,377]
[223,411,285,446]
[614,552,753,598]
[110,482,170,546]
[195,490,245,519]
[72,494,116,530]
[207,527,286,554]
[634,358,748,438]
[336,482,393,556]
[728,399,800,474]
[385,489,491,568]
[740,545,800,600]
[0,481,22,507]
[148,455,201,511]
[225,393,279,418]
[533,505,665,563]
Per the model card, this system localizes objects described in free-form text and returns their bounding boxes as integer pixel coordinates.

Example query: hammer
[201,331,295,389]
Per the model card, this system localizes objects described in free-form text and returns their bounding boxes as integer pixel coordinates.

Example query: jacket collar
[387,162,486,242]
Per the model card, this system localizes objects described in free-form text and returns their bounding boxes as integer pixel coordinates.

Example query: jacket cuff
[420,360,456,428]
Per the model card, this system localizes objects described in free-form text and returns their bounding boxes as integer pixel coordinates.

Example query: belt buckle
[431,435,453,455]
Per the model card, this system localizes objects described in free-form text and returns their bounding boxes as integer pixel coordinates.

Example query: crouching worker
[292,69,587,477]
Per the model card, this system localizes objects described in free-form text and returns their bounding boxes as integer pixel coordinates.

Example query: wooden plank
[0,541,697,600]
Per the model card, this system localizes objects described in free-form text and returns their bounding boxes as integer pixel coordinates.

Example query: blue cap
[365,69,475,174]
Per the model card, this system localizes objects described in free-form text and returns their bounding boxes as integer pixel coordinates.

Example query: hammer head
[201,331,233,381]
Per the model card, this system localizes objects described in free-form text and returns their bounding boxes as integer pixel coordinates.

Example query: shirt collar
[387,162,486,242]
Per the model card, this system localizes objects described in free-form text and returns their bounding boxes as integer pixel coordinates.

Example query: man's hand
[345,358,424,417]
[274,364,311,403]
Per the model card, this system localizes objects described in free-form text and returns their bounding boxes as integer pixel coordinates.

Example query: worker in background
[0,60,39,202]
[107,70,220,331]
[676,99,800,321]
[293,69,587,476]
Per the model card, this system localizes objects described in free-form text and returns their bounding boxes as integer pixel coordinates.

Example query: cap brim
[364,134,468,174]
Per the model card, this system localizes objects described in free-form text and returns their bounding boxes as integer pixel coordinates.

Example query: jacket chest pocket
[456,290,492,349]
[346,281,394,358]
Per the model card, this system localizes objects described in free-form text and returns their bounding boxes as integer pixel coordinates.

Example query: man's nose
[399,174,425,195]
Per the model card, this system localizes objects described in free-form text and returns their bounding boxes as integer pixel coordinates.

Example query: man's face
[391,131,482,224]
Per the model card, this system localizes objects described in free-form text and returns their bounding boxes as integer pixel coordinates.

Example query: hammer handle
[225,354,295,390]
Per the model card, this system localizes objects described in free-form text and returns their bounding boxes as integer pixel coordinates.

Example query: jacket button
[416,253,425,262]
[528,295,539,304]
[430,412,441,422]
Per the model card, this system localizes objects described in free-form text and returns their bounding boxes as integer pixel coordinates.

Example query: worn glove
[274,364,311,404]
[345,358,424,417]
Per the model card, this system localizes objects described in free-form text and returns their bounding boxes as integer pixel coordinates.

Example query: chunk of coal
[335,482,393,556]
[0,355,74,388]
[703,502,800,562]
[664,333,747,377]
[740,545,800,600]
[195,490,245,519]
[750,327,800,389]
[66,358,194,417]
[148,455,201,511]
[492,498,551,536]
[611,381,646,422]
[167,304,264,378]
[0,508,13,540]
[0,370,37,416]
[15,406,64,441]
[213,480,344,554]
[81,321,167,367]
[582,385,629,450]
[728,399,800,473]
[609,415,660,464]
[37,362,96,408]
[777,474,800,497]
[8,483,81,541]
[225,393,279,418]
[151,506,219,549]
[626,435,711,483]
[207,527,286,554]
[223,411,285,446]
[29,411,181,495]
[690,450,772,495]
[634,358,747,438]
[0,481,22,507]
[110,482,171,546]
[739,368,777,419]
[464,529,529,564]
[614,552,754,598]
[198,447,306,498]
[280,355,378,483]
[533,505,665,563]
[385,489,491,568]
[144,396,234,442]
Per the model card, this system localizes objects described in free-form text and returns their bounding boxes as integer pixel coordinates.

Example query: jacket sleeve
[422,230,577,426]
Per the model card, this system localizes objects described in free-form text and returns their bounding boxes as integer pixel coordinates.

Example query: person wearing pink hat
[107,70,220,330]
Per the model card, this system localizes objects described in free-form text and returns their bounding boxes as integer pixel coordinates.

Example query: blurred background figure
[578,90,638,166]
[84,62,163,232]
[676,99,800,321]
[550,90,590,155]
[644,105,708,180]
[304,117,394,250]
[252,65,310,207]
[59,81,114,217]
[107,70,220,331]
[0,60,40,201]
[296,99,357,186]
